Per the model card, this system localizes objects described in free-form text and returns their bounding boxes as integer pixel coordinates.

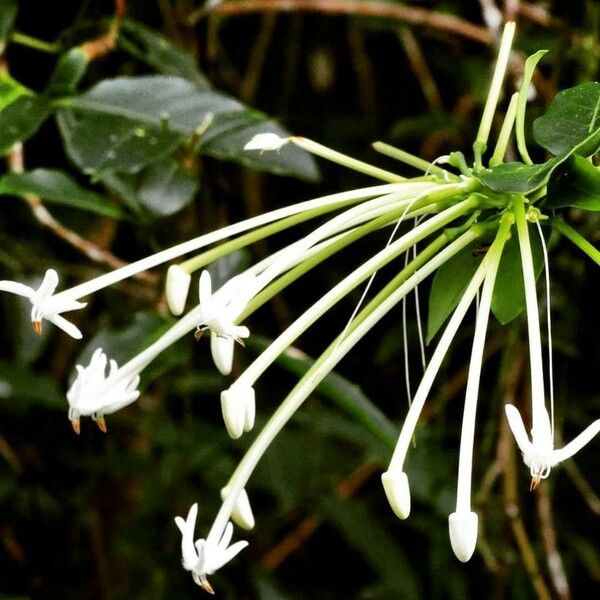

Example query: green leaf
[0,72,26,110]
[426,245,483,343]
[0,359,64,411]
[476,157,561,194]
[478,126,600,195]
[119,19,209,87]
[491,224,544,324]
[0,0,17,49]
[546,155,600,211]
[137,159,198,216]
[0,94,52,155]
[57,75,318,179]
[46,47,89,96]
[533,82,600,156]
[0,169,124,218]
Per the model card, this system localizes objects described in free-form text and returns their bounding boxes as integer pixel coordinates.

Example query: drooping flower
[505,404,600,489]
[174,503,248,594]
[66,348,140,434]
[196,270,254,375]
[0,269,86,339]
[220,384,256,439]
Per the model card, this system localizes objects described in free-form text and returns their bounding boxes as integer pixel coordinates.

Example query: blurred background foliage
[0,1,599,598]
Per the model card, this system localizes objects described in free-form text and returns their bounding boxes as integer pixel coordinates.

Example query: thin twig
[6,145,156,284]
[536,484,571,600]
[397,27,443,112]
[190,0,493,46]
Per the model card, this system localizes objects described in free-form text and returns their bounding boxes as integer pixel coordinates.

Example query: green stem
[372,141,456,179]
[9,32,60,53]
[553,219,600,266]
[490,92,519,167]
[474,22,516,162]
[291,137,405,182]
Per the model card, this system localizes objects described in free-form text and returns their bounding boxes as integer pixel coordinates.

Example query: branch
[190,0,493,45]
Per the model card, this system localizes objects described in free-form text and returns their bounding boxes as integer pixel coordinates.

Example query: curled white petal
[0,268,86,338]
[381,470,410,519]
[174,503,201,571]
[448,510,478,562]
[166,265,191,316]
[244,133,289,152]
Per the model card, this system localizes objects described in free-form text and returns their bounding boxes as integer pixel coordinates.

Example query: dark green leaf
[119,19,209,87]
[546,155,600,211]
[137,159,198,216]
[0,359,64,411]
[46,47,89,96]
[0,0,17,49]
[476,157,560,194]
[0,94,51,155]
[0,169,124,218]
[57,75,318,179]
[0,72,26,110]
[533,82,600,156]
[491,224,544,324]
[427,245,483,343]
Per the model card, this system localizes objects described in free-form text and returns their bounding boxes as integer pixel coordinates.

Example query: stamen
[32,320,42,335]
[71,418,81,435]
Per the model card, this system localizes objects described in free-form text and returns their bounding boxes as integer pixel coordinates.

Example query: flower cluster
[1,22,598,592]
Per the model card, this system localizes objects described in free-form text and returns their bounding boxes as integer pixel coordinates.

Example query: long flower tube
[382,214,513,524]
[45,183,415,304]
[449,211,514,563]
[221,197,481,437]
[196,229,481,580]
[505,197,600,486]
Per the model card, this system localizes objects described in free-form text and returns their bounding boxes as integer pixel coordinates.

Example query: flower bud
[448,510,478,562]
[381,470,411,519]
[244,133,289,152]
[165,265,191,316]
[221,486,255,530]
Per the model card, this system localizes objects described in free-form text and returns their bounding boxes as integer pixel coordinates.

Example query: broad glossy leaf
[427,245,483,343]
[58,75,318,179]
[533,82,600,156]
[478,122,600,194]
[491,225,544,324]
[46,47,89,96]
[0,169,124,218]
[0,94,51,155]
[546,155,600,211]
[476,157,560,194]
[137,159,198,216]
[119,19,209,87]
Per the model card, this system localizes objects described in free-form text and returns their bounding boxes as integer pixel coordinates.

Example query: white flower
[244,133,289,152]
[505,404,600,489]
[196,271,252,375]
[0,269,86,339]
[174,503,248,594]
[220,384,256,439]
[66,348,140,434]
[165,264,192,316]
